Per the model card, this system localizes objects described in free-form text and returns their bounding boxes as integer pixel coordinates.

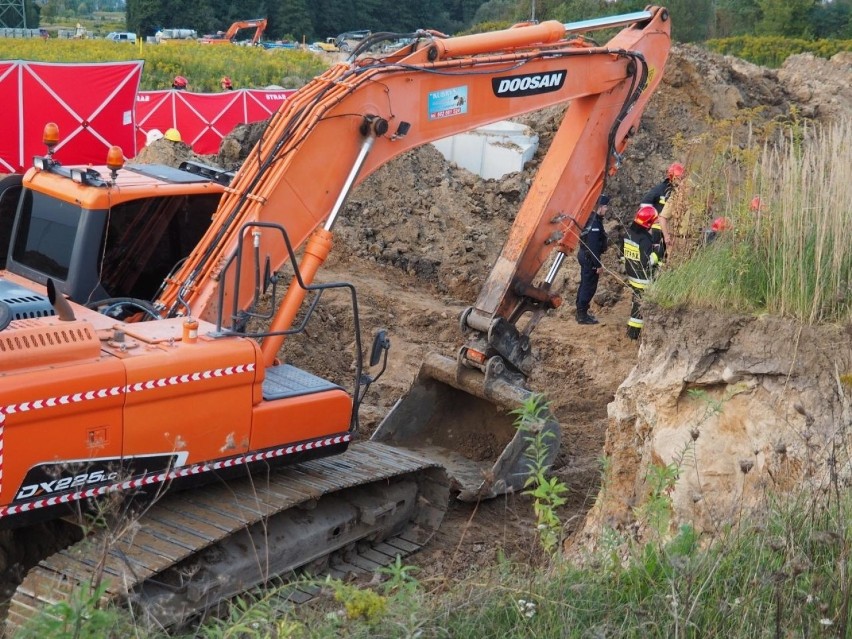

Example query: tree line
[18,0,852,43]
[475,0,851,43]
[123,0,488,41]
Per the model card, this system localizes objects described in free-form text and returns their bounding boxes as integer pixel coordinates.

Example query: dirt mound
[778,51,852,121]
[132,139,203,165]
[577,305,852,549]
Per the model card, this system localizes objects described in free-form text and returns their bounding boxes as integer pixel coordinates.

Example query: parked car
[106,31,137,44]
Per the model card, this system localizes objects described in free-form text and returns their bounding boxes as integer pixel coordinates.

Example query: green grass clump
[176,485,851,639]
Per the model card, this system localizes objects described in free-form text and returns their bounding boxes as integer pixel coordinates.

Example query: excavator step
[5,441,449,634]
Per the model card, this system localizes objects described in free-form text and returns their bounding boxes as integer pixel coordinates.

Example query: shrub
[706,36,852,68]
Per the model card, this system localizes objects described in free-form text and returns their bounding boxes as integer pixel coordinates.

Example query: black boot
[576,309,599,325]
[626,326,641,340]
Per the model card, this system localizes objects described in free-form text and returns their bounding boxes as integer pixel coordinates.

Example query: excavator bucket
[371,352,560,502]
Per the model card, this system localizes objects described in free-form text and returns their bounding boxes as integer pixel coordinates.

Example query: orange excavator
[0,7,670,630]
[199,17,267,45]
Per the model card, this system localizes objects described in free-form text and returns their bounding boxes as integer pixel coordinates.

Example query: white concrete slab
[432,121,539,180]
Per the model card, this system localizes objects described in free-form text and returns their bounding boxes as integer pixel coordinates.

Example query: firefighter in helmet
[623,204,662,340]
[172,75,188,90]
[641,161,685,260]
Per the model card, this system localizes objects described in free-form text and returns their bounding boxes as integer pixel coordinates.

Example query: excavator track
[5,441,449,634]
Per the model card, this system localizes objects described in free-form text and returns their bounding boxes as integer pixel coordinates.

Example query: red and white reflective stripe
[0,433,351,519]
[0,363,255,494]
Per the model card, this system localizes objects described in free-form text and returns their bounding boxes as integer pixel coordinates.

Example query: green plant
[194,588,304,639]
[378,555,420,597]
[706,36,852,68]
[15,581,130,639]
[0,39,327,91]
[511,393,568,556]
[649,119,852,325]
[328,577,388,623]
[639,461,680,538]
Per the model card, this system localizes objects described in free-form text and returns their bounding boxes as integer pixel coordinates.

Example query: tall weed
[651,119,852,324]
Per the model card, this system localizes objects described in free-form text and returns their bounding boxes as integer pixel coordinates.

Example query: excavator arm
[204,18,267,45]
[154,8,670,499]
[157,9,670,369]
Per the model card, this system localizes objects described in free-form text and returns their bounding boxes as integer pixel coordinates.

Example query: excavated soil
[2,44,850,606]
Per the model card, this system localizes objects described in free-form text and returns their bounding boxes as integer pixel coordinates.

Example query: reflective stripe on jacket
[623,224,657,288]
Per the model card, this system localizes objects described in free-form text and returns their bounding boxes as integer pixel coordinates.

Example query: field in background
[0,38,328,91]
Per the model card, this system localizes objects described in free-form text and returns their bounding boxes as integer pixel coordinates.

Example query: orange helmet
[173,75,187,88]
[634,204,658,229]
[750,196,762,212]
[711,217,731,232]
[667,162,685,180]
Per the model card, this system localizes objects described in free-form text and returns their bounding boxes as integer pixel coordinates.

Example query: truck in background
[155,28,198,43]
[106,31,137,44]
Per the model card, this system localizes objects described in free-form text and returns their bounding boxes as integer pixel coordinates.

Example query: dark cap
[598,194,610,206]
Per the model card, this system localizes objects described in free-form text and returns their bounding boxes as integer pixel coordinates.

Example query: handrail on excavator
[563,10,654,34]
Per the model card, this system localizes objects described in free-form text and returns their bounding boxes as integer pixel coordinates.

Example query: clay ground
[327,256,637,579]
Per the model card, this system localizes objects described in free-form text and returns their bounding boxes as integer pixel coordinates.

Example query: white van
[106,32,137,44]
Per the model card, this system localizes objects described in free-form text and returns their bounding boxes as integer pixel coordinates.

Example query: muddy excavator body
[0,7,670,630]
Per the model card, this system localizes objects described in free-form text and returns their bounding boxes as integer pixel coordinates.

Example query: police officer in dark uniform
[575,195,610,325]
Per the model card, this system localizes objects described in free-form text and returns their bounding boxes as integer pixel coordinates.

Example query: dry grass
[651,118,852,325]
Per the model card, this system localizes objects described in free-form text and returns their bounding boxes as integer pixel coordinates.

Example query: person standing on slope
[624,204,662,340]
[575,195,610,325]
[641,161,685,260]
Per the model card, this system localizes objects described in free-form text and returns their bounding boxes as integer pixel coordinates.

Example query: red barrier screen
[0,60,142,173]
[135,89,294,155]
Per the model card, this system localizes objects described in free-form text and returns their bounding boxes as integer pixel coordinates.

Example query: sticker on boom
[492,71,566,98]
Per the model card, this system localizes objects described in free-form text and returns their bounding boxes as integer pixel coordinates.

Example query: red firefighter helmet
[634,204,659,229]
[711,216,731,232]
[172,75,188,89]
[667,162,685,180]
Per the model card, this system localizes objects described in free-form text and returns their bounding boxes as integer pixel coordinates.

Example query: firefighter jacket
[623,222,659,290]
[641,178,676,213]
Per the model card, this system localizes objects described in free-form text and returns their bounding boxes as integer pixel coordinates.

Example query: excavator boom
[154,8,670,498]
[200,18,267,45]
[159,9,670,334]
